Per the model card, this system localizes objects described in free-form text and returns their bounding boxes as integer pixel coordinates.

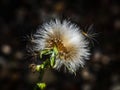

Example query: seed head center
[46,38,69,60]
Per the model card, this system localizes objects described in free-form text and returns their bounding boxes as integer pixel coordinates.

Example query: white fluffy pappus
[33,19,90,73]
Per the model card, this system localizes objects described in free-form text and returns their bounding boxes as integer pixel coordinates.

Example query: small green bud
[37,82,46,90]
[36,65,41,71]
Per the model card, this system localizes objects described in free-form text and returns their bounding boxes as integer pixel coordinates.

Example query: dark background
[0,0,120,90]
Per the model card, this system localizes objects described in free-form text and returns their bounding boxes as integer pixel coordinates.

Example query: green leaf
[37,83,46,90]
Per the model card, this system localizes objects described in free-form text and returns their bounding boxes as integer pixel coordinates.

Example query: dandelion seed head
[33,19,90,73]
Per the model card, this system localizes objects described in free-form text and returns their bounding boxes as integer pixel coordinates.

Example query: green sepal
[40,49,52,58]
[50,46,58,67]
[53,46,58,55]
[50,51,55,67]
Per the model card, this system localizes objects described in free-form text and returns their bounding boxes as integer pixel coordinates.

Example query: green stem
[35,46,58,90]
